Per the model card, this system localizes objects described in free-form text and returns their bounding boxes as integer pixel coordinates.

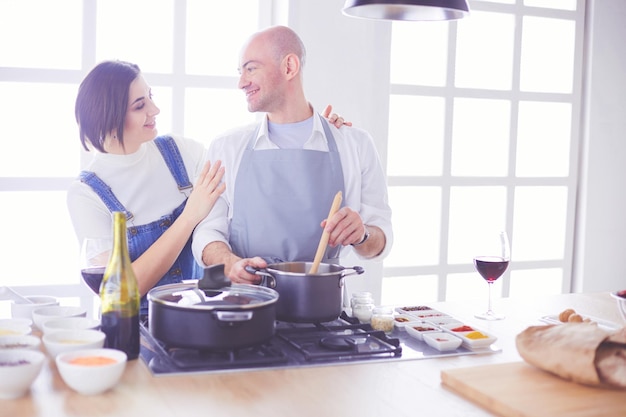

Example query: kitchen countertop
[2,292,623,417]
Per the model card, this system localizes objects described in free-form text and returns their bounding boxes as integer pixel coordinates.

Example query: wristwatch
[351,226,370,247]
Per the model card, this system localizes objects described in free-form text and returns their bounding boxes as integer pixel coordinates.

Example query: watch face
[353,227,370,246]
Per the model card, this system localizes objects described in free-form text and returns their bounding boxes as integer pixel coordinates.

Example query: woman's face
[122,74,160,152]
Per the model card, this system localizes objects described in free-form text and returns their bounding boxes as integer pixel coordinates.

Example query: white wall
[575,0,626,292]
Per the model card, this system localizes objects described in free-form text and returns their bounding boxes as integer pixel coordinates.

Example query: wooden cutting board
[441,362,626,417]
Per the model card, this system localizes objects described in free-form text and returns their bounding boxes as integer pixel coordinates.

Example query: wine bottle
[99,211,140,360]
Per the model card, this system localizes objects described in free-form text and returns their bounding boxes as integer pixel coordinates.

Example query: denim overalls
[80,136,202,315]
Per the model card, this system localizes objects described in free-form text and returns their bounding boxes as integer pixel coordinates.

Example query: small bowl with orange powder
[55,348,127,395]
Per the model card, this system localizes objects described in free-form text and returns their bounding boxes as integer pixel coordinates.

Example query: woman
[67,60,226,314]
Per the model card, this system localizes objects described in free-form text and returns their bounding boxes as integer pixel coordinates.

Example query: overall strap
[154,136,193,193]
[79,171,133,221]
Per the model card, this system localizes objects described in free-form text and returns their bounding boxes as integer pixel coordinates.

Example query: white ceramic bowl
[425,317,463,327]
[610,290,626,322]
[0,335,41,351]
[440,324,498,349]
[0,318,33,328]
[32,305,87,331]
[42,317,100,335]
[422,332,463,352]
[42,329,105,358]
[10,296,59,320]
[405,322,440,341]
[56,348,127,395]
[0,323,31,336]
[0,349,46,399]
[393,314,416,330]
[395,305,437,316]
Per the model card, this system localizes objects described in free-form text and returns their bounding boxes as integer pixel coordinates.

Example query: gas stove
[139,312,500,376]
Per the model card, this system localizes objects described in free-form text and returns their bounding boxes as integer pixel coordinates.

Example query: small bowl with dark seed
[0,349,46,399]
[0,335,41,351]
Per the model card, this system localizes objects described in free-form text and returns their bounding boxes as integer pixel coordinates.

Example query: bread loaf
[516,323,626,389]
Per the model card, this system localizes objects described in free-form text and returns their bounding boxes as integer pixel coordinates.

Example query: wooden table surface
[1,292,623,417]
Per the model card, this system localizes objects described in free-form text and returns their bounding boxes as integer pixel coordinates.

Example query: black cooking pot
[246,262,364,323]
[147,282,279,350]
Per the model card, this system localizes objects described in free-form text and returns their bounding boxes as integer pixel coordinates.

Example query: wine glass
[80,237,112,295]
[473,231,510,321]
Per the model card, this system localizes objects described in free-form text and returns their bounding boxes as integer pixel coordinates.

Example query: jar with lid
[370,306,395,334]
[351,292,375,323]
[350,291,374,309]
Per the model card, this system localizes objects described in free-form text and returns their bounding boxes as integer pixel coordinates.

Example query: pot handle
[341,266,365,278]
[244,266,277,289]
[214,311,253,322]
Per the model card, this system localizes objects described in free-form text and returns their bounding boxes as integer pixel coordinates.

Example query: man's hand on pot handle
[228,257,267,285]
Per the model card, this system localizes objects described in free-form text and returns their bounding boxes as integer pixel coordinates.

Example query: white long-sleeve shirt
[192,112,393,264]
[67,136,207,243]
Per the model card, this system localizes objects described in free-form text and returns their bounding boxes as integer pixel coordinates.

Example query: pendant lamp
[342,0,470,21]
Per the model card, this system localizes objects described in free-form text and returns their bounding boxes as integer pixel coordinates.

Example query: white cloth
[67,136,208,243]
[191,111,393,264]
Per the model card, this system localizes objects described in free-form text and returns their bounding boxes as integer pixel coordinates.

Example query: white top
[191,111,393,263]
[66,136,208,243]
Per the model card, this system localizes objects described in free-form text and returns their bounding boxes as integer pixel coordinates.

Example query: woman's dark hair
[75,60,141,152]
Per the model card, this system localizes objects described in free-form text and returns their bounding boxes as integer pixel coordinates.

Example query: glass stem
[487,281,494,315]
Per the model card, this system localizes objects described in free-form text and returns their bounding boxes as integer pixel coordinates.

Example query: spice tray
[394,305,498,351]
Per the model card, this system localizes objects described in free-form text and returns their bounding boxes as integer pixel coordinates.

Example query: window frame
[382,0,585,304]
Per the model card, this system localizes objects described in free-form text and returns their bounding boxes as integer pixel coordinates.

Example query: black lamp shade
[342,0,470,21]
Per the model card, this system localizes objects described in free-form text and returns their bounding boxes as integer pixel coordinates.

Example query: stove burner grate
[140,324,289,372]
[277,326,402,361]
[168,343,289,370]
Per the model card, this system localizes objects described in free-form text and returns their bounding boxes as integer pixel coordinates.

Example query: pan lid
[147,282,278,310]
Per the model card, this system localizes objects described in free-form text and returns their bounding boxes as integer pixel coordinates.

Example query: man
[192,25,392,284]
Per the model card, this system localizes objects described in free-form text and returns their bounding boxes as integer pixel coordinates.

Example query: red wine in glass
[80,237,111,295]
[474,231,510,321]
[474,256,509,282]
[81,266,105,294]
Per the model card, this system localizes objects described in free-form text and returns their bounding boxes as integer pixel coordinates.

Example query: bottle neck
[111,212,129,262]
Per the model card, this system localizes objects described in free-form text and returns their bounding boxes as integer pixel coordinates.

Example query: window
[0,0,586,317]
[0,0,265,315]
[382,0,584,306]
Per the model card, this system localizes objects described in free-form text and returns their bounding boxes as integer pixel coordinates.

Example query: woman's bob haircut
[75,60,141,152]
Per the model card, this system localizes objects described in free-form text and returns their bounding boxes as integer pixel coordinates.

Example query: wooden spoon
[309,191,343,275]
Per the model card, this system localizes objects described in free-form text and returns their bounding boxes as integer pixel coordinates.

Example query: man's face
[237,36,285,113]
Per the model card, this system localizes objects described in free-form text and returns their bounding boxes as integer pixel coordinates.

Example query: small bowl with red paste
[422,332,463,351]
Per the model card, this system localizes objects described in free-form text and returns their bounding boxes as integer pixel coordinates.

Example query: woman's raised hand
[323,105,353,128]
[183,160,226,225]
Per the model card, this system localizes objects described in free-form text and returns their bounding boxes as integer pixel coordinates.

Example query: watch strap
[352,226,370,247]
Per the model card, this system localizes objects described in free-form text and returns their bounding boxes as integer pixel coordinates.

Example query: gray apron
[229,115,345,264]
